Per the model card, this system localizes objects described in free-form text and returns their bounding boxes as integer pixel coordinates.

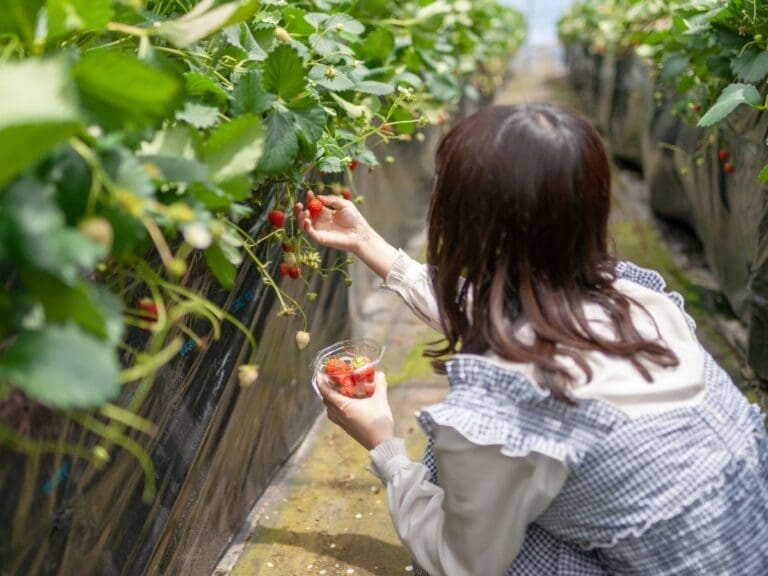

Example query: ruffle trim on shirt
[564,354,768,550]
[614,261,697,334]
[416,356,627,470]
[580,452,762,550]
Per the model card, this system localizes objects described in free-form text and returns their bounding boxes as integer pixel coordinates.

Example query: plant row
[559,0,768,178]
[0,0,524,493]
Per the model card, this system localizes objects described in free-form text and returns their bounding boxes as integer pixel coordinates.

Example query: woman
[295,104,768,575]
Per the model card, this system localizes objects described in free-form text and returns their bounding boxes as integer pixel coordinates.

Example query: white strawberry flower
[182,222,213,250]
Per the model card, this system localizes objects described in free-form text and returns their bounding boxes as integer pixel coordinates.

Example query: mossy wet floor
[223,52,754,576]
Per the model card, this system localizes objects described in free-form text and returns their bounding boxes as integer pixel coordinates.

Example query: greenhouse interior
[1,1,767,575]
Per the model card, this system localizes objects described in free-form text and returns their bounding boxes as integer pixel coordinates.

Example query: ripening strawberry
[268,210,285,228]
[279,263,290,277]
[724,162,736,174]
[381,123,394,134]
[308,197,324,219]
[137,297,158,322]
[718,150,729,163]
[340,187,352,200]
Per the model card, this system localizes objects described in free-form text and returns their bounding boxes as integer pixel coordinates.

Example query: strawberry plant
[0,0,524,499]
[559,0,768,180]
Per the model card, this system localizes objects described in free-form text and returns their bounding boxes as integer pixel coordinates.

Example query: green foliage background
[0,0,524,497]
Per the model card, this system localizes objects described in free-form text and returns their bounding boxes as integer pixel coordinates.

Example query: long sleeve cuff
[382,249,422,294]
[368,437,411,482]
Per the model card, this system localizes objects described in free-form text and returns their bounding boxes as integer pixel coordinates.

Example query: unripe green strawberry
[295,330,310,350]
[275,27,291,43]
[78,217,114,252]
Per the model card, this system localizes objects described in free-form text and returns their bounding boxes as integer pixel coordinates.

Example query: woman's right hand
[294,190,371,255]
[296,190,400,280]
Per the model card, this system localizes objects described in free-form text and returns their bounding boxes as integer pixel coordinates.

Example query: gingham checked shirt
[369,251,767,575]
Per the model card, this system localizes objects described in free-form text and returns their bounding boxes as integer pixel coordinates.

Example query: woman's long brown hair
[426,104,679,402]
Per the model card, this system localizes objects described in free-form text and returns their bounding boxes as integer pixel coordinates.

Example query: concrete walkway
[215,51,750,576]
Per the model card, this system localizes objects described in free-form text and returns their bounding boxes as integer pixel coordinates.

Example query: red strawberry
[288,266,300,279]
[325,358,351,382]
[352,364,375,385]
[279,263,290,277]
[718,149,729,163]
[349,160,359,171]
[268,210,285,228]
[340,187,352,200]
[308,197,324,219]
[137,298,158,322]
[724,162,736,174]
[338,377,357,398]
[282,242,293,252]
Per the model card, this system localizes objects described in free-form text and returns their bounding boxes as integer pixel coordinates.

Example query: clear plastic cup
[311,338,385,398]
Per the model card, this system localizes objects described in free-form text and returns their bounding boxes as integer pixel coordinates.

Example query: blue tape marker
[43,462,69,495]
[178,338,197,358]
[175,286,256,359]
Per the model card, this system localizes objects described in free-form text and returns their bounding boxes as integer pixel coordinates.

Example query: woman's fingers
[371,371,388,399]
[316,373,347,407]
[315,194,353,211]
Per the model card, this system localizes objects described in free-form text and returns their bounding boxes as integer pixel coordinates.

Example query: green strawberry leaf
[204,243,237,289]
[289,97,326,145]
[202,114,265,183]
[73,50,184,130]
[176,102,221,129]
[0,324,121,409]
[324,13,365,35]
[304,12,328,30]
[257,109,300,174]
[0,0,45,46]
[262,44,307,101]
[1,180,105,284]
[231,70,277,115]
[46,0,113,39]
[309,66,355,91]
[282,6,314,35]
[698,83,762,127]
[185,72,229,106]
[0,57,82,188]
[731,47,768,83]
[22,270,123,344]
[355,80,395,95]
[309,33,339,57]
[361,28,395,64]
[157,0,260,47]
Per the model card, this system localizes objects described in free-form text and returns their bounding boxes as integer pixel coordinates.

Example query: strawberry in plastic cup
[311,339,384,398]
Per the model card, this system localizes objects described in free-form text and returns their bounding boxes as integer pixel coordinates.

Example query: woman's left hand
[317,371,395,450]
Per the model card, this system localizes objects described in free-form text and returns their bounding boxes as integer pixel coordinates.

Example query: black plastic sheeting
[563,44,768,380]
[0,110,463,574]
[0,214,349,575]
